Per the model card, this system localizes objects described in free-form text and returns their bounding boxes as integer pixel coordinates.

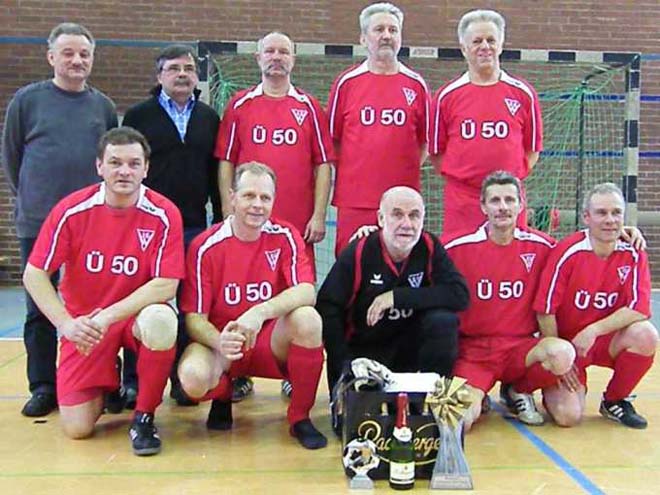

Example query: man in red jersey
[215,31,333,263]
[215,31,334,402]
[445,171,574,431]
[22,127,184,456]
[177,162,327,449]
[430,9,543,240]
[535,183,657,429]
[328,2,430,255]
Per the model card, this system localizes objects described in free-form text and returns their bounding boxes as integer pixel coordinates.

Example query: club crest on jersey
[136,229,155,252]
[520,253,536,273]
[504,98,521,116]
[370,273,384,285]
[265,249,281,271]
[291,108,308,126]
[617,265,631,285]
[402,87,417,106]
[408,272,423,288]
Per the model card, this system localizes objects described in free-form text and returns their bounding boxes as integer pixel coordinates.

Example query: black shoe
[104,387,126,414]
[231,376,254,403]
[481,394,492,415]
[170,383,199,407]
[129,411,161,456]
[599,396,648,429]
[124,387,137,410]
[290,419,327,450]
[21,392,57,417]
[207,400,233,430]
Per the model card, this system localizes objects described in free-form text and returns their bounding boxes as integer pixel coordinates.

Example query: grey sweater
[2,80,117,238]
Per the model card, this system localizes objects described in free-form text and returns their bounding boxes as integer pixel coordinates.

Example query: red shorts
[453,336,539,392]
[57,318,139,406]
[335,206,379,257]
[575,333,616,385]
[441,179,527,243]
[227,320,288,380]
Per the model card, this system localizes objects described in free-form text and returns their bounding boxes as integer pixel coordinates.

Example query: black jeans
[329,309,460,394]
[20,237,58,395]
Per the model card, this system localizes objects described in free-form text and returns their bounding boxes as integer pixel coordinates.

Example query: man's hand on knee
[233,308,266,349]
[219,324,247,361]
[61,309,105,355]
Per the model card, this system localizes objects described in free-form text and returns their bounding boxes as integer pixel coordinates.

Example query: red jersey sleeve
[417,82,430,149]
[623,249,652,317]
[327,73,345,147]
[152,203,185,279]
[280,224,315,287]
[523,83,543,154]
[309,96,335,166]
[214,95,241,163]
[533,244,568,315]
[430,86,449,159]
[180,232,214,314]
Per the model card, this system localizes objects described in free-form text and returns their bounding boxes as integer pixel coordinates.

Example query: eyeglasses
[161,64,197,74]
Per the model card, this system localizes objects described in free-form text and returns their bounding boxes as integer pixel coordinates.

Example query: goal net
[206,47,638,281]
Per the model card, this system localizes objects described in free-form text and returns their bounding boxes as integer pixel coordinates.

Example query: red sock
[286,344,323,425]
[513,362,560,394]
[604,351,654,402]
[135,346,175,413]
[200,374,232,402]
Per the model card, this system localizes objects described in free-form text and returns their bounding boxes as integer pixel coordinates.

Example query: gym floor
[1,288,659,494]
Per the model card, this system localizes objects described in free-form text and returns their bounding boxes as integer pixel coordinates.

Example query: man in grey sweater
[1,22,117,417]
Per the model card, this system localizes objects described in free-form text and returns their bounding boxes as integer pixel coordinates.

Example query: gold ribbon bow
[425,377,473,429]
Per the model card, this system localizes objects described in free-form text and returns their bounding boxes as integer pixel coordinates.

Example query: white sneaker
[501,384,544,426]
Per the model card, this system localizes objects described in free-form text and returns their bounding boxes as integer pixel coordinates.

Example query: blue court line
[492,402,605,495]
[0,324,22,338]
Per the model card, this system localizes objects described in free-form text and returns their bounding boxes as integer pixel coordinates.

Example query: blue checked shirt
[158,89,195,142]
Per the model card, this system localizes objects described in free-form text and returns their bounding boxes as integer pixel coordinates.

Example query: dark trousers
[329,309,460,394]
[20,237,59,395]
[123,226,203,390]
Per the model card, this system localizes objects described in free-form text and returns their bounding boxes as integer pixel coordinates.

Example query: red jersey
[445,224,554,338]
[29,183,185,318]
[328,61,429,208]
[534,230,652,341]
[430,71,543,189]
[215,84,334,234]
[180,217,314,331]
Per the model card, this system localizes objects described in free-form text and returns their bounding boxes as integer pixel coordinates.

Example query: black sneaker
[231,376,254,403]
[170,382,199,407]
[599,397,648,429]
[21,392,57,417]
[281,379,293,399]
[290,419,328,450]
[104,387,126,414]
[481,394,492,415]
[129,412,161,456]
[206,400,233,430]
[124,387,137,410]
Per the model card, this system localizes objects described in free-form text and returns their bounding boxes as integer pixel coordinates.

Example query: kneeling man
[445,171,575,430]
[178,162,327,449]
[23,127,184,455]
[318,186,469,395]
[535,182,657,429]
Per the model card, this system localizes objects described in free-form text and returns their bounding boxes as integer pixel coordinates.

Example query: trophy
[425,377,474,490]
[343,438,380,489]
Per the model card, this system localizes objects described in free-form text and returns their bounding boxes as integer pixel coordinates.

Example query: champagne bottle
[389,392,415,490]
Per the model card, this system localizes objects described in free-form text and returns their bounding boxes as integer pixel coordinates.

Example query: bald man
[317,186,469,394]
